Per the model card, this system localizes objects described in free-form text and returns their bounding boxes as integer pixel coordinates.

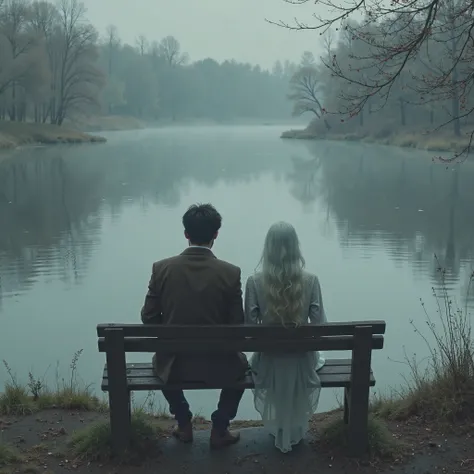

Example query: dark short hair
[182,203,222,245]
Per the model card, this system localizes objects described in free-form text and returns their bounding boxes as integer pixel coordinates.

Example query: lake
[1,125,473,420]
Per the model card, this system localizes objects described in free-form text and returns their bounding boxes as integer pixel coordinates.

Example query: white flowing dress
[244,271,327,453]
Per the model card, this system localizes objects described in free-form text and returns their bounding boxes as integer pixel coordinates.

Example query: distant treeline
[284,2,474,146]
[101,30,299,121]
[0,0,299,126]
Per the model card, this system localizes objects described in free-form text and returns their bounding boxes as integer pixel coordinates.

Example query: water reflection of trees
[0,151,103,305]
[287,156,321,205]
[286,142,474,304]
[0,139,286,303]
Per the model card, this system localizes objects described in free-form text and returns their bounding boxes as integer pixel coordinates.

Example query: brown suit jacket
[141,247,248,384]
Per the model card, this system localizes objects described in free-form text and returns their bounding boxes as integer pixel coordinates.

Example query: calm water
[1,125,473,419]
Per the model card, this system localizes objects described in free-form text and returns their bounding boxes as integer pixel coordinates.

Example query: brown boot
[172,423,193,443]
[210,428,240,449]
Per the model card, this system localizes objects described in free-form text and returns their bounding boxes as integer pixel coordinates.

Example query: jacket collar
[181,246,216,258]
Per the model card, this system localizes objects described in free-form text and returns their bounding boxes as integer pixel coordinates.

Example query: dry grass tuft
[373,260,474,424]
[0,350,106,416]
[320,415,406,459]
[69,410,162,463]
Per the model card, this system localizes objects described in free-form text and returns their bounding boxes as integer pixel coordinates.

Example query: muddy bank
[1,408,473,474]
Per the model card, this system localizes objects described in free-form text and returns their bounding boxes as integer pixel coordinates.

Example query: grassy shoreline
[281,126,472,155]
[0,121,106,150]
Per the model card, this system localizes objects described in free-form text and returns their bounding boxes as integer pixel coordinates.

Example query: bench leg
[104,328,131,456]
[347,389,369,456]
[347,326,373,456]
[109,389,132,455]
[343,387,350,425]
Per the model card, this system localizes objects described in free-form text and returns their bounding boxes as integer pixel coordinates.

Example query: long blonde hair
[260,222,305,326]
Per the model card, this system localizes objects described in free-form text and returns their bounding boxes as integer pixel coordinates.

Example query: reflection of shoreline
[286,156,322,205]
[286,145,474,304]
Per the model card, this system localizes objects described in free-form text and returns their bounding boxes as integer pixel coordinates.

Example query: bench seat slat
[98,335,384,353]
[108,358,353,371]
[101,361,376,391]
[97,322,386,338]
[101,374,376,390]
[103,361,357,379]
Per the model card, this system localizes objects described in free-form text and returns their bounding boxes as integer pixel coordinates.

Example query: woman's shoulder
[246,272,262,285]
[302,270,319,283]
[247,271,319,286]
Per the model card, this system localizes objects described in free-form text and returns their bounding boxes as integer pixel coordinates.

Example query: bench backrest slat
[98,334,384,353]
[96,321,386,339]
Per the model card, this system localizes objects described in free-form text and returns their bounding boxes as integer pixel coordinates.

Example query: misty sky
[82,0,322,68]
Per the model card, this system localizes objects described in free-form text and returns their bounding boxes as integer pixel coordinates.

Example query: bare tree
[135,34,147,56]
[321,29,335,62]
[283,59,297,78]
[52,0,104,125]
[105,24,120,75]
[0,0,36,119]
[288,66,330,130]
[272,60,284,78]
[158,35,188,66]
[273,0,474,159]
[148,39,161,68]
[29,0,60,122]
[104,24,120,114]
[29,1,58,34]
[300,50,315,67]
[16,42,50,120]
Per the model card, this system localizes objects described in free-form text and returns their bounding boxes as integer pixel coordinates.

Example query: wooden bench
[97,321,386,456]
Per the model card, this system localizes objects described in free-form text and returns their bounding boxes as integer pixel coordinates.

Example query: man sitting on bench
[140,203,248,449]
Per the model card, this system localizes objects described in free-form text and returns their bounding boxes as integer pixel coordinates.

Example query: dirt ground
[1,410,474,474]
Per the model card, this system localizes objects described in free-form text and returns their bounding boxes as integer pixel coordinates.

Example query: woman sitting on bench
[245,221,327,453]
